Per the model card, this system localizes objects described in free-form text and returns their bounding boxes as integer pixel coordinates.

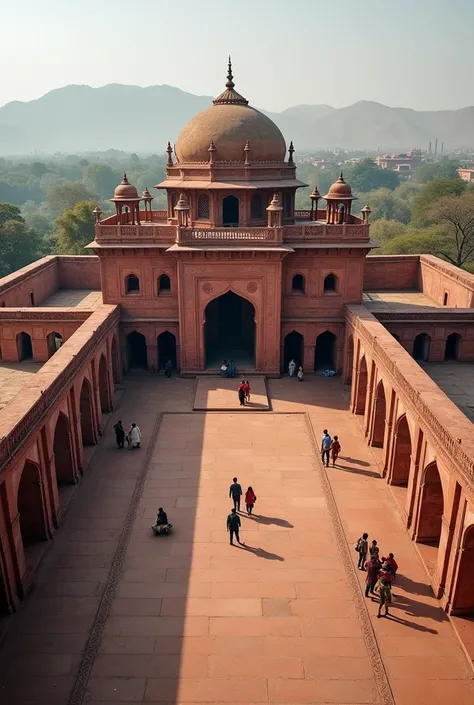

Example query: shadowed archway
[355,356,368,415]
[222,195,239,226]
[413,333,431,361]
[79,377,95,446]
[417,462,444,546]
[126,332,148,370]
[53,413,75,485]
[16,332,33,361]
[445,333,462,361]
[99,354,111,412]
[371,380,386,447]
[391,414,411,486]
[451,526,474,615]
[283,331,303,372]
[17,461,48,555]
[47,332,63,359]
[158,331,177,370]
[205,291,255,369]
[314,331,336,371]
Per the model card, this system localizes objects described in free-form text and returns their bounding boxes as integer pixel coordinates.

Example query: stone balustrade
[179,228,280,244]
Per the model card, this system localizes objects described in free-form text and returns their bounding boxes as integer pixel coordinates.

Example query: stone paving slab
[0,376,473,705]
[0,360,43,411]
[194,375,269,410]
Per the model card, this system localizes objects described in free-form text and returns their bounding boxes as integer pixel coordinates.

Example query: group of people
[227,477,257,545]
[320,429,341,467]
[288,359,304,381]
[220,360,237,377]
[113,421,142,449]
[356,533,399,617]
[237,379,251,406]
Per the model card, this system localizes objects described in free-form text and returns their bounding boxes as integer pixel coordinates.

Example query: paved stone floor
[0,376,473,704]
[42,289,103,308]
[194,376,269,410]
[0,360,43,411]
[363,290,439,310]
[421,362,474,423]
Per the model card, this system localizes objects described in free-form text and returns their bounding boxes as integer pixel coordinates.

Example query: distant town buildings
[458,167,474,183]
[375,150,422,179]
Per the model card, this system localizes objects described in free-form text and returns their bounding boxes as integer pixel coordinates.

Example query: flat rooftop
[420,362,474,424]
[42,289,102,308]
[0,361,43,412]
[363,289,439,310]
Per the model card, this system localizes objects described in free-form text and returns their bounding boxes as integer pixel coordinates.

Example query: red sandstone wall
[364,256,419,290]
[0,257,59,306]
[379,320,474,362]
[419,255,474,308]
[57,256,101,290]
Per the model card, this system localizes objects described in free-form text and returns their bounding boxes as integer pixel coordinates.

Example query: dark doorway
[205,291,255,368]
[283,331,303,372]
[17,332,33,361]
[17,461,47,548]
[158,331,177,370]
[371,381,386,448]
[126,331,148,370]
[158,274,171,294]
[417,462,444,548]
[355,357,368,415]
[451,526,474,615]
[445,333,462,361]
[47,332,63,359]
[98,354,111,412]
[80,378,95,446]
[391,415,411,487]
[314,331,336,371]
[53,413,75,485]
[222,195,239,226]
[413,333,431,361]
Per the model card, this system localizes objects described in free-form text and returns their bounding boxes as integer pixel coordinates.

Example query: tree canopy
[411,178,466,227]
[54,200,96,255]
[427,192,474,267]
[344,159,399,192]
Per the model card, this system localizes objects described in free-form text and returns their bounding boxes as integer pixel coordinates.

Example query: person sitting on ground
[330,435,341,467]
[152,507,171,534]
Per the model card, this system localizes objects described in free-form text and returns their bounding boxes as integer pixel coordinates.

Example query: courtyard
[0,375,472,705]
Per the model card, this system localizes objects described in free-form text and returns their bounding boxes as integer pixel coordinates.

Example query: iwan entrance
[205,291,255,369]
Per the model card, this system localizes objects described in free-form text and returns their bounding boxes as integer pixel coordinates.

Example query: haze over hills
[1,83,474,155]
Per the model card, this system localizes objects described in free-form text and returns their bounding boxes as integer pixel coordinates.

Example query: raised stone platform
[194,375,269,411]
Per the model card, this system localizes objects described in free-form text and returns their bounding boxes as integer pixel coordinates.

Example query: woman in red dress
[245,486,257,515]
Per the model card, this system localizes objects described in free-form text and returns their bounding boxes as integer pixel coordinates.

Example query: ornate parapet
[283,222,370,243]
[0,309,91,322]
[178,227,282,245]
[94,223,176,245]
[0,305,120,476]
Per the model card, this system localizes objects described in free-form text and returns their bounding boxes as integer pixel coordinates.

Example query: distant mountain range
[1,83,474,155]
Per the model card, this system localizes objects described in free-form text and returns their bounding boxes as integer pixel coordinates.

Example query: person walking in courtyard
[245,486,257,515]
[297,366,304,381]
[227,507,242,545]
[364,554,381,597]
[229,477,243,511]
[376,577,392,618]
[128,422,142,449]
[244,380,251,403]
[330,435,341,467]
[321,429,332,467]
[238,382,246,406]
[113,420,125,449]
[164,359,172,378]
[288,359,296,377]
[356,532,369,570]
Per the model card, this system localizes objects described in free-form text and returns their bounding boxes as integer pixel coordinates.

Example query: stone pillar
[429,339,445,362]
[147,344,158,374]
[304,344,315,372]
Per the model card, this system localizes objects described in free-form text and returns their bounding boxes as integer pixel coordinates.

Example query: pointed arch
[158,273,171,295]
[445,333,462,361]
[413,333,431,361]
[126,331,148,370]
[284,331,304,372]
[79,377,95,446]
[291,273,305,294]
[417,462,444,546]
[125,273,140,294]
[314,330,336,371]
[17,460,48,548]
[204,291,255,368]
[47,332,63,359]
[323,273,338,293]
[158,331,177,370]
[197,193,210,220]
[222,195,239,226]
[355,356,368,415]
[451,525,474,615]
[53,413,75,485]
[371,380,386,447]
[390,414,411,486]
[16,332,33,361]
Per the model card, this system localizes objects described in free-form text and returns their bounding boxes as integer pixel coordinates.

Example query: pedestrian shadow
[339,456,372,468]
[396,574,435,598]
[383,612,438,634]
[336,464,380,479]
[237,544,285,561]
[247,514,294,528]
[391,593,450,623]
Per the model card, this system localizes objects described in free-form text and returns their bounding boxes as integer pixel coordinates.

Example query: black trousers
[322,449,330,466]
[232,496,241,511]
[246,504,254,514]
[116,435,125,448]
[229,528,240,544]
[365,583,376,596]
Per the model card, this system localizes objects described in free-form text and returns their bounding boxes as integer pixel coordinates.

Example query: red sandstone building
[0,65,473,628]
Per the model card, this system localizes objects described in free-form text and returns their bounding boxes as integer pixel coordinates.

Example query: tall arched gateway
[204,291,255,369]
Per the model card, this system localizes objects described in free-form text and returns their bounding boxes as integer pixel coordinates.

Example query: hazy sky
[1,0,473,112]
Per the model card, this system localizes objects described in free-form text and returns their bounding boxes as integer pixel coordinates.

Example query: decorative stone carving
[202,282,213,294]
[247,282,258,293]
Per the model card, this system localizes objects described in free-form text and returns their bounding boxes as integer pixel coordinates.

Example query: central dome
[175,61,287,164]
